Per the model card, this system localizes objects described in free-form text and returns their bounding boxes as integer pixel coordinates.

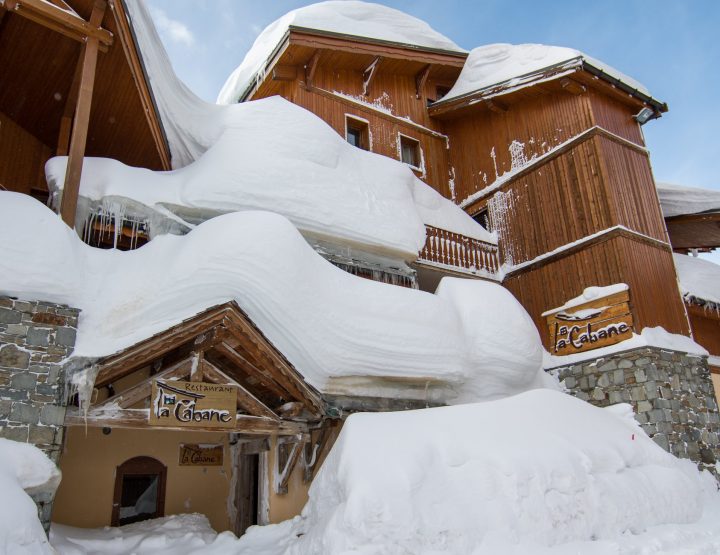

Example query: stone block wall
[0,296,80,531]
[551,346,720,470]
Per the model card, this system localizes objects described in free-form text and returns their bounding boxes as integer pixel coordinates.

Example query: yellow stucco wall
[53,426,234,532]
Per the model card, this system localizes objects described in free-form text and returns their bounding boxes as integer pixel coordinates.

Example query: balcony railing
[418,225,500,277]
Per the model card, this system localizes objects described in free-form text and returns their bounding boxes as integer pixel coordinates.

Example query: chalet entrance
[51,302,329,534]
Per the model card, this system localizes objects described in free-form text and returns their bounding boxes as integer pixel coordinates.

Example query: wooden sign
[150,380,237,428]
[545,289,634,355]
[179,443,224,466]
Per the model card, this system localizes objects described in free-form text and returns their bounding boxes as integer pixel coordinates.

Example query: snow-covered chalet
[0,0,719,537]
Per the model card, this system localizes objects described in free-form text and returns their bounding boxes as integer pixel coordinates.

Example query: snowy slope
[216,1,465,105]
[0,193,540,402]
[280,390,710,553]
[674,253,720,308]
[657,182,720,218]
[441,43,650,103]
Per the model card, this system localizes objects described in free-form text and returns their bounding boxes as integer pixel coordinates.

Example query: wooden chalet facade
[1,0,719,537]
[236,26,691,349]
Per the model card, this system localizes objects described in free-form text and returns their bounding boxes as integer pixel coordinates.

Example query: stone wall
[0,296,80,531]
[551,346,720,470]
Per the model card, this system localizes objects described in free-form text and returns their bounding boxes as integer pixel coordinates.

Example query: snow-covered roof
[674,253,720,310]
[110,0,492,257]
[439,43,652,104]
[657,182,720,218]
[0,193,540,404]
[216,1,465,105]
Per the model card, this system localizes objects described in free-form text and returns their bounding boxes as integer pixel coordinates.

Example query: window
[112,456,166,526]
[345,116,369,151]
[473,208,491,231]
[435,85,451,101]
[399,134,422,170]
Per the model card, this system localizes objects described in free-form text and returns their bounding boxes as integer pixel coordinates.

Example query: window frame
[344,115,371,151]
[397,133,424,172]
[112,456,167,526]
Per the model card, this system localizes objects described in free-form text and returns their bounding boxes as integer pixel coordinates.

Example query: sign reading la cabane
[545,288,634,355]
[150,380,237,428]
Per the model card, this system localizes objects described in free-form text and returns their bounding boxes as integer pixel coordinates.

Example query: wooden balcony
[418,225,500,277]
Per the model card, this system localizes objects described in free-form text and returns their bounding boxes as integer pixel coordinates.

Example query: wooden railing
[418,225,500,276]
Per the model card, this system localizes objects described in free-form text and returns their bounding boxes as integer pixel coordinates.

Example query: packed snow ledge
[48,391,720,554]
[0,193,541,403]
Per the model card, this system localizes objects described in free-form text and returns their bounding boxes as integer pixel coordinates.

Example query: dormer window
[399,134,422,170]
[345,116,370,150]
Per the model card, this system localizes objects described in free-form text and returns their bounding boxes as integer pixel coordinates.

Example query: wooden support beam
[59,0,105,228]
[202,359,280,421]
[95,356,194,409]
[415,64,431,99]
[304,50,320,89]
[57,44,84,156]
[560,77,586,96]
[65,408,307,435]
[303,424,332,483]
[362,56,382,96]
[272,65,297,81]
[484,98,508,113]
[213,341,293,402]
[275,438,305,494]
[9,0,112,48]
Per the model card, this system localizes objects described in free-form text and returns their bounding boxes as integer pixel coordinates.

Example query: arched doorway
[111,456,167,526]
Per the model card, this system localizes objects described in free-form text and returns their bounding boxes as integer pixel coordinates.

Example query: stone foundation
[0,296,80,532]
[551,346,720,470]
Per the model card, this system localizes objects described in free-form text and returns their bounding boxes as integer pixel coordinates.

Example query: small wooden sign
[545,289,634,355]
[150,380,237,428]
[179,443,224,466]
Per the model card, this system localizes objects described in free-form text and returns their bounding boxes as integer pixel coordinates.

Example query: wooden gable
[65,301,325,435]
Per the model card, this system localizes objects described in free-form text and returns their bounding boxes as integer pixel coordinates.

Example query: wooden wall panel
[587,88,644,145]
[288,81,450,194]
[504,236,689,348]
[487,137,612,265]
[687,306,720,356]
[0,111,51,195]
[596,136,668,242]
[443,92,594,206]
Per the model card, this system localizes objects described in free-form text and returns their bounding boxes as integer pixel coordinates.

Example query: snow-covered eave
[116,0,173,168]
[238,25,468,103]
[429,57,666,118]
[683,293,720,314]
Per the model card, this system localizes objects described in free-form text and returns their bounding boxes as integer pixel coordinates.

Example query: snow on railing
[419,225,500,276]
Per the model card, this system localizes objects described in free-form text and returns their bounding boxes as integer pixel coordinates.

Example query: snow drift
[216,0,465,105]
[0,439,60,555]
[49,0,492,260]
[657,181,720,218]
[674,253,720,309]
[442,43,650,103]
[278,390,711,553]
[0,193,541,402]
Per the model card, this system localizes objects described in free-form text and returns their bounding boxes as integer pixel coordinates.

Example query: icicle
[69,364,100,434]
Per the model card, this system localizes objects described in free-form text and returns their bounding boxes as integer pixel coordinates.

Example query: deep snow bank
[674,253,720,309]
[105,0,490,258]
[217,0,464,105]
[281,390,710,553]
[442,43,650,102]
[0,439,60,555]
[46,95,493,259]
[0,193,541,402]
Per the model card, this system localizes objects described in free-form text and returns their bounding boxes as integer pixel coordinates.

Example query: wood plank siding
[0,111,52,195]
[686,304,720,357]
[504,235,690,347]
